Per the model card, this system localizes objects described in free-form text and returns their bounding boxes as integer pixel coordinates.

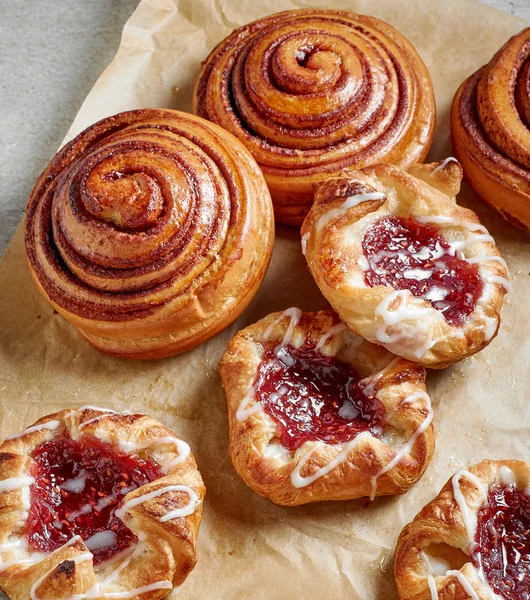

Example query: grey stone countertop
[1,0,529,257]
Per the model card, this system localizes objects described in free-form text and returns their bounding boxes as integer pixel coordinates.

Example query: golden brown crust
[24,108,274,359]
[219,308,434,506]
[394,459,530,600]
[301,162,509,368]
[451,28,530,233]
[0,407,205,600]
[193,9,436,225]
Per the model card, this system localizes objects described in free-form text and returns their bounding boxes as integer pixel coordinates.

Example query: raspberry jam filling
[473,484,530,600]
[362,216,483,326]
[254,341,386,451]
[27,435,162,565]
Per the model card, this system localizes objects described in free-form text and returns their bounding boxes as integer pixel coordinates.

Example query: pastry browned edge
[452,27,530,232]
[394,459,530,600]
[24,109,274,359]
[301,161,510,368]
[219,308,434,506]
[194,9,435,225]
[0,407,205,600]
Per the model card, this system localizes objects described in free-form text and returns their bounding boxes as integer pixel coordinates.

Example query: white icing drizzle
[61,472,87,494]
[290,431,372,488]
[115,484,200,523]
[374,290,435,358]
[237,308,303,423]
[370,391,433,500]
[235,388,263,422]
[430,157,459,176]
[119,436,190,474]
[315,323,347,351]
[451,470,487,541]
[499,465,516,486]
[427,574,439,600]
[84,530,117,552]
[0,476,35,493]
[301,232,310,256]
[5,420,60,441]
[446,570,480,600]
[2,533,173,599]
[423,552,451,576]
[316,192,386,233]
[263,443,291,460]
[29,536,92,600]
[360,357,401,397]
[264,307,302,347]
[475,307,498,341]
[483,274,512,293]
[67,504,93,522]
[465,255,508,270]
[357,255,370,271]
[77,406,131,431]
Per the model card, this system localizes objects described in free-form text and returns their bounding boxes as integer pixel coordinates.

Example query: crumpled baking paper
[0,0,528,598]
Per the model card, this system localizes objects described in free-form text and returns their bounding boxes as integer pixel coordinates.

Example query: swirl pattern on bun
[25,109,274,359]
[194,9,435,225]
[451,27,530,232]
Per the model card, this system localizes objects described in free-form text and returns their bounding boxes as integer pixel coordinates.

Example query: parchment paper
[1,1,529,598]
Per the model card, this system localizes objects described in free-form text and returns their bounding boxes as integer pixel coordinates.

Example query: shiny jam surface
[254,341,386,451]
[473,485,530,600]
[27,435,162,565]
[362,216,483,326]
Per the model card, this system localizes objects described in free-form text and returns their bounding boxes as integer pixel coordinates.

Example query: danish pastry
[301,162,510,368]
[24,109,274,359]
[395,459,530,600]
[451,28,530,232]
[219,308,434,506]
[193,9,435,225]
[0,407,205,600]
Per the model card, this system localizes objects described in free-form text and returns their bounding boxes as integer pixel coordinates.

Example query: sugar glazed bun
[24,109,274,359]
[301,161,510,368]
[395,459,530,600]
[219,308,434,506]
[452,27,530,232]
[194,9,435,225]
[0,407,205,600]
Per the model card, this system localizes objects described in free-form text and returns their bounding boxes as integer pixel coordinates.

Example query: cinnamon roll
[194,9,435,225]
[24,109,274,359]
[452,27,530,232]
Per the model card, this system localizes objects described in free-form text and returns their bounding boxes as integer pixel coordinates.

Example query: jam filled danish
[0,407,205,600]
[302,161,510,368]
[395,459,530,600]
[219,308,434,506]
